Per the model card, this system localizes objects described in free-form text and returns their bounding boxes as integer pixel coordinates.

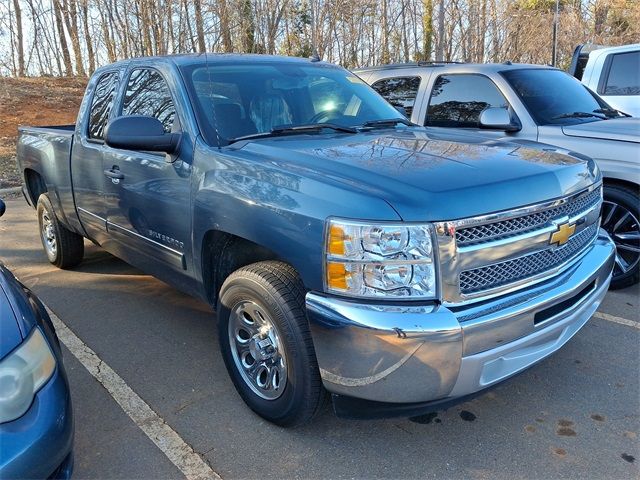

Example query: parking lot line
[45,306,221,480]
[594,311,640,329]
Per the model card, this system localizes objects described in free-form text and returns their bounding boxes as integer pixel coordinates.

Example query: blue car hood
[0,282,23,360]
[238,128,598,221]
[0,264,36,360]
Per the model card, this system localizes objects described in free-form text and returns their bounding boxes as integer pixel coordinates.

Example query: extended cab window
[426,74,507,128]
[122,69,176,132]
[88,72,119,140]
[603,52,640,96]
[371,77,421,117]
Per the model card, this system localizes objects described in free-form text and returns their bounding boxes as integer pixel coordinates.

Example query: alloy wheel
[601,200,640,278]
[228,300,287,400]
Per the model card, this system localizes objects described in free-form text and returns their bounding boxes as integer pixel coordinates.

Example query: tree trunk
[193,0,206,52]
[381,0,390,64]
[218,0,233,52]
[422,0,433,61]
[61,0,85,76]
[52,0,73,76]
[436,0,445,61]
[80,0,95,73]
[12,0,25,76]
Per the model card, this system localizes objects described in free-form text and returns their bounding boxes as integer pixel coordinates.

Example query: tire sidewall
[36,195,60,264]
[217,278,311,425]
[603,185,640,288]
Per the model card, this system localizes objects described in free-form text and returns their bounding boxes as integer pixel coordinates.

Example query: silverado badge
[550,222,576,246]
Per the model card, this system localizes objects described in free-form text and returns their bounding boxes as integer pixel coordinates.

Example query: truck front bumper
[306,230,615,416]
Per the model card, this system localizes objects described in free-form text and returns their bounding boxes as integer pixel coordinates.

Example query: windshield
[181,62,404,145]
[502,68,619,125]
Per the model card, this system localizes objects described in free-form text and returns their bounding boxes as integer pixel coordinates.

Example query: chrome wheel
[601,200,640,278]
[228,300,287,400]
[40,209,57,258]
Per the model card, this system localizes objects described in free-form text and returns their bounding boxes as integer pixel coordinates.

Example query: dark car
[0,199,74,479]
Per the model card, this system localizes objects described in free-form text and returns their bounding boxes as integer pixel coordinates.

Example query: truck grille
[456,188,601,247]
[459,223,598,294]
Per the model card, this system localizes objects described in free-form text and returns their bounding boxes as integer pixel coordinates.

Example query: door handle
[103,168,124,180]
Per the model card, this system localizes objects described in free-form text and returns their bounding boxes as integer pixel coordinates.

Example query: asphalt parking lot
[1,197,638,479]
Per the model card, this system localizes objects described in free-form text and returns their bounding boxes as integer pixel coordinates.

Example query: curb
[0,186,21,195]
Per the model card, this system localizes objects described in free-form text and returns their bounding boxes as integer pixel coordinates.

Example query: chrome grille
[459,224,599,294]
[456,188,601,247]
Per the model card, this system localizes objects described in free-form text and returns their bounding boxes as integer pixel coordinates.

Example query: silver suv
[356,62,640,288]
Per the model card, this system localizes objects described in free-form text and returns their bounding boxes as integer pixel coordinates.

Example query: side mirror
[479,107,521,132]
[0,199,5,218]
[105,116,181,154]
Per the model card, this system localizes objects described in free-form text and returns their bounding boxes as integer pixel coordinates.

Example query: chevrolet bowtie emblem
[550,222,576,246]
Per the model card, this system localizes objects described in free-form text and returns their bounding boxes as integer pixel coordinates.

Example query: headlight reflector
[0,328,56,423]
[325,219,437,299]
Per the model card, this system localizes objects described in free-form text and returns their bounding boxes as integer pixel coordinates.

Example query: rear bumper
[306,230,615,413]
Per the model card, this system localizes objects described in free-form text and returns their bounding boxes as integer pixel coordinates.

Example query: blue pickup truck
[16,54,615,426]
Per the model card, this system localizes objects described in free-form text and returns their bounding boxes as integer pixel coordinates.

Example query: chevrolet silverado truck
[358,62,639,288]
[17,54,614,426]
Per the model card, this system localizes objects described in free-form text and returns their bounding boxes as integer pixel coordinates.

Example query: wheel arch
[23,168,47,207]
[201,229,292,307]
[603,177,640,195]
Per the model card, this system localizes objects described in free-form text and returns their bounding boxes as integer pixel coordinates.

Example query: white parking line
[594,311,640,330]
[46,306,221,480]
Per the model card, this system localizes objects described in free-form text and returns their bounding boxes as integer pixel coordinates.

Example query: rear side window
[603,52,640,96]
[371,77,421,117]
[122,69,176,132]
[426,74,508,128]
[88,72,119,140]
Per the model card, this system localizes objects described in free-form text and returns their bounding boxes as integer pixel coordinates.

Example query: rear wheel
[602,184,640,289]
[217,261,324,427]
[36,194,84,269]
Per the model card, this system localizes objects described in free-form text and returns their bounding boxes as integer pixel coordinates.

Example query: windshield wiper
[272,123,358,134]
[360,118,415,129]
[551,111,608,120]
[227,123,357,145]
[593,107,631,118]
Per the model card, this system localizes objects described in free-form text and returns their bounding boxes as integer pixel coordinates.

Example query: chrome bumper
[306,230,615,404]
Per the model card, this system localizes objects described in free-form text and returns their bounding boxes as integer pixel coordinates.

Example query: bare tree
[12,0,24,75]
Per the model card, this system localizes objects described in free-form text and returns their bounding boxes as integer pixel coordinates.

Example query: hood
[0,282,23,360]
[562,117,640,143]
[237,128,598,221]
[0,264,38,359]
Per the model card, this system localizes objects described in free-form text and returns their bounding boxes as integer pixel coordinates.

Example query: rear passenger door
[71,69,121,245]
[101,66,192,280]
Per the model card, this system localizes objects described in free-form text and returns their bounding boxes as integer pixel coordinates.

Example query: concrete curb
[0,186,21,195]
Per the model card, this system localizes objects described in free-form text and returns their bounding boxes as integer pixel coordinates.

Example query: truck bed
[16,124,79,231]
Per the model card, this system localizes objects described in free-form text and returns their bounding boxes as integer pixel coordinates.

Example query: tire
[602,184,640,289]
[217,261,324,427]
[36,194,84,269]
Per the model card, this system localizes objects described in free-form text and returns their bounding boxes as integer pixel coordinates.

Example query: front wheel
[217,261,324,427]
[602,184,640,289]
[36,194,84,268]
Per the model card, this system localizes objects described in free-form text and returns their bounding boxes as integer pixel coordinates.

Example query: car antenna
[205,51,223,150]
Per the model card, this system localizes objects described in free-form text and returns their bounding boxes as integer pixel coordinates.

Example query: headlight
[0,328,56,423]
[324,218,437,299]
